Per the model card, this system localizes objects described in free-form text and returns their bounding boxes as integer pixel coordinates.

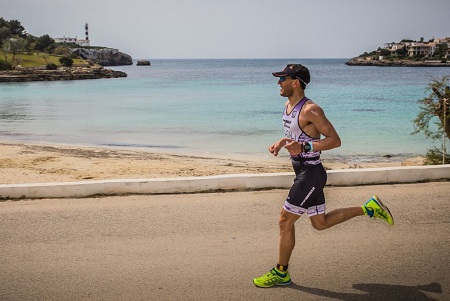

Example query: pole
[444,98,447,164]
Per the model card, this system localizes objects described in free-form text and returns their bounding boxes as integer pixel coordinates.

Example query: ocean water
[1,58,449,162]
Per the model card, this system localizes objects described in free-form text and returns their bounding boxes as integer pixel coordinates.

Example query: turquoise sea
[1,59,449,162]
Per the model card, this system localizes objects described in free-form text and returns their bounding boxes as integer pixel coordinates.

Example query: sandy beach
[1,141,424,184]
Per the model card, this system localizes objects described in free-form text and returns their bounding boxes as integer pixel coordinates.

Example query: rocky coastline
[71,48,133,66]
[346,57,450,67]
[0,65,127,83]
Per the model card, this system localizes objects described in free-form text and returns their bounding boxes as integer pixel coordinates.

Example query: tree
[8,20,26,37]
[0,27,11,47]
[395,46,407,57]
[378,48,391,57]
[413,76,450,164]
[35,34,55,52]
[433,44,448,59]
[0,17,8,28]
[53,45,70,56]
[59,56,73,67]
[3,36,26,62]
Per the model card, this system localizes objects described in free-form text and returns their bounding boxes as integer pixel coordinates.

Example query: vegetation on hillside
[0,17,88,70]
[357,37,449,63]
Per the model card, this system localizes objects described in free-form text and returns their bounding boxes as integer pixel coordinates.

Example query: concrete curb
[1,165,449,200]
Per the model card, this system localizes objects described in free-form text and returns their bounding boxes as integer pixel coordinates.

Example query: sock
[276,264,288,274]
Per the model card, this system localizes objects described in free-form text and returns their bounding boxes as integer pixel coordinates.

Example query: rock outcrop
[71,48,133,66]
[346,57,450,67]
[137,60,151,66]
[0,65,127,82]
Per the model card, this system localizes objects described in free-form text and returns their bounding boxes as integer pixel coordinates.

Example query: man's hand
[268,138,286,156]
[284,138,302,156]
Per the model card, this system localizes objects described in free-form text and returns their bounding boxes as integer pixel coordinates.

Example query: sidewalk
[1,165,449,199]
[1,181,449,301]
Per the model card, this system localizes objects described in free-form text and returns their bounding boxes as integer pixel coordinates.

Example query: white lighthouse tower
[75,22,90,46]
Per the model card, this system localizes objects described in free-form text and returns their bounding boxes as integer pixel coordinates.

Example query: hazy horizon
[2,0,450,60]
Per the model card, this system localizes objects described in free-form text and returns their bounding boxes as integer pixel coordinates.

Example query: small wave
[322,153,419,163]
[352,108,384,112]
[101,143,182,149]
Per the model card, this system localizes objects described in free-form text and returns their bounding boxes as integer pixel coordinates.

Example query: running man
[253,64,394,288]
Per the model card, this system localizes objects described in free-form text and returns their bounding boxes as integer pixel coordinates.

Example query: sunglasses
[279,75,307,86]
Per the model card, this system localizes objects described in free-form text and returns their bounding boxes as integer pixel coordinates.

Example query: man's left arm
[284,104,341,155]
[306,104,341,152]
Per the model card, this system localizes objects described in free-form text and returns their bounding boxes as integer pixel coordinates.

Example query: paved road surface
[1,181,449,301]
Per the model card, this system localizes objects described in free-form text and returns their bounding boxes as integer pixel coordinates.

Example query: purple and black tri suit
[283,97,327,217]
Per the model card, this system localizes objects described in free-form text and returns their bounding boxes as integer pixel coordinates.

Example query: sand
[0,141,424,184]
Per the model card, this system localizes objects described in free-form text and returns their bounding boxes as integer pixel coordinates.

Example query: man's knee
[279,212,298,230]
[311,222,327,231]
[279,214,288,229]
[310,216,328,231]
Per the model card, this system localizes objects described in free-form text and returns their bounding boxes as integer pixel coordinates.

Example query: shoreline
[0,65,127,82]
[0,140,424,184]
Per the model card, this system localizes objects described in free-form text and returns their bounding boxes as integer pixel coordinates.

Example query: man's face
[278,76,297,97]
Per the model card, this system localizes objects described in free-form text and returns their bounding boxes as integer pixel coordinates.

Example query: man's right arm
[269,138,288,156]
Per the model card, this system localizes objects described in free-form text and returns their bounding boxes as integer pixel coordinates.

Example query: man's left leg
[310,195,395,230]
[309,207,364,230]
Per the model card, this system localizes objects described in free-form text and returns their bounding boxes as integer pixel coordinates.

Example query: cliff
[0,65,127,82]
[71,48,133,66]
[346,57,450,67]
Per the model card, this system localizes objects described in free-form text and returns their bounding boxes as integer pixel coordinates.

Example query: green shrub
[46,63,58,70]
[0,60,12,70]
[59,56,73,67]
[423,147,450,165]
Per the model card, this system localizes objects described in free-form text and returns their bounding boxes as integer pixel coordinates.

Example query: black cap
[272,64,310,87]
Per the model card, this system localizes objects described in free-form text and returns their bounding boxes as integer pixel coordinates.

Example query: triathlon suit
[282,97,327,217]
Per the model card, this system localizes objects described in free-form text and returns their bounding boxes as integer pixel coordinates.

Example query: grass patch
[0,51,89,67]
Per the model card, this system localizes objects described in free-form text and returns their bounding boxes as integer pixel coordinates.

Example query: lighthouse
[54,23,91,47]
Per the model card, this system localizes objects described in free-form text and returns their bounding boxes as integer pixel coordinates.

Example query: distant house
[381,37,450,59]
[407,42,436,57]
[54,23,90,47]
[433,38,450,58]
[384,43,407,55]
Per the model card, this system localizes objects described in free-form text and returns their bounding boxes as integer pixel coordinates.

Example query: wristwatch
[303,142,312,153]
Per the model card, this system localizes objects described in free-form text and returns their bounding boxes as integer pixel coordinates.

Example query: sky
[2,0,450,59]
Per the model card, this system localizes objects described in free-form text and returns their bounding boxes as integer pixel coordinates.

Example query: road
[1,181,449,301]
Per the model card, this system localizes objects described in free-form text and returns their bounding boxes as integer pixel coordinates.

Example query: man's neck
[288,91,306,106]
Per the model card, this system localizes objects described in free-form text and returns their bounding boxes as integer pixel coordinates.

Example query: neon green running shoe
[253,268,291,288]
[363,195,394,225]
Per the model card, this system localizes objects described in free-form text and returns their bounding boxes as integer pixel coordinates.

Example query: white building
[407,42,436,57]
[54,23,90,47]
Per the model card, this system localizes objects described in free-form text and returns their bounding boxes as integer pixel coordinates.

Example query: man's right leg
[278,208,301,266]
[253,209,300,288]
